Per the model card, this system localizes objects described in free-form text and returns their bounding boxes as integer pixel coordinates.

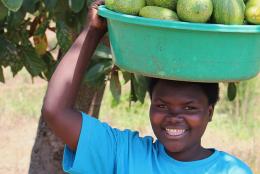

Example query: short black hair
[148,78,220,106]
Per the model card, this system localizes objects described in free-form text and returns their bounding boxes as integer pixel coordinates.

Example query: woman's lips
[164,128,188,139]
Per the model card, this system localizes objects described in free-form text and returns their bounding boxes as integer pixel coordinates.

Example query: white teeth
[165,128,186,136]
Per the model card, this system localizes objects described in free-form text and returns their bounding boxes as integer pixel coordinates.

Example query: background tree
[0,0,147,173]
[1,0,247,173]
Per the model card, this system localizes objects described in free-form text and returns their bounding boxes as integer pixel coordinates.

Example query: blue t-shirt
[63,112,252,174]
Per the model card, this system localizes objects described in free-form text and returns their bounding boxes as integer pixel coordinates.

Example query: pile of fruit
[105,0,260,25]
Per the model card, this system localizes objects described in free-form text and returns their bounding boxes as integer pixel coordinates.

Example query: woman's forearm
[43,27,105,115]
[41,0,107,150]
[41,27,106,150]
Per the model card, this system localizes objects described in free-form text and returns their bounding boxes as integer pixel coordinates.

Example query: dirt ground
[0,69,45,174]
[0,116,38,174]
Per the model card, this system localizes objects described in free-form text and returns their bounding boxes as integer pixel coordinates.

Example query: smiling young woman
[41,1,253,173]
[149,79,217,162]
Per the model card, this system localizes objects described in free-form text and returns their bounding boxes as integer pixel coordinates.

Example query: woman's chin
[164,143,185,154]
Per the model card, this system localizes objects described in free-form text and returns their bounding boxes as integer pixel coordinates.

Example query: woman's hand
[87,0,107,34]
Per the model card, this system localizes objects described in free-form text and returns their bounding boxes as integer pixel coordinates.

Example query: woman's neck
[166,144,213,162]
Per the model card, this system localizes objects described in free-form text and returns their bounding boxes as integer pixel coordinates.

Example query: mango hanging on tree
[33,34,48,56]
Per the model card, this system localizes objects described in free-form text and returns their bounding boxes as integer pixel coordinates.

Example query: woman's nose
[166,109,184,119]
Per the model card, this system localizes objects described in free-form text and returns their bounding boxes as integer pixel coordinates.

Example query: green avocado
[152,0,178,10]
[105,0,146,15]
[246,5,260,24]
[139,6,179,20]
[0,2,8,21]
[177,0,213,23]
[246,0,260,6]
[212,0,245,25]
[146,0,155,6]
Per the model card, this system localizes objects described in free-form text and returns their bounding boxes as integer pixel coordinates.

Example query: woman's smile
[164,128,189,139]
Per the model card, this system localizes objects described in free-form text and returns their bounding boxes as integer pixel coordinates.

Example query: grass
[100,83,152,134]
[0,85,45,118]
[0,68,46,119]
[1,68,259,174]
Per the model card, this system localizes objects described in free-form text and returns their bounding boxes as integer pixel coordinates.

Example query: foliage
[0,0,148,104]
[227,82,237,101]
[231,79,259,122]
[217,77,260,124]
[0,0,246,107]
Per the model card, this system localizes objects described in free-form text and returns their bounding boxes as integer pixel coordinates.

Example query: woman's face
[149,80,214,160]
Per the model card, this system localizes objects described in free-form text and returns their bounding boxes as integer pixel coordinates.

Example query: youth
[42,1,253,173]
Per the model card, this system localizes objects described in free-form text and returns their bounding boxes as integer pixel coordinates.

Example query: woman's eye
[157,104,167,109]
[184,106,196,111]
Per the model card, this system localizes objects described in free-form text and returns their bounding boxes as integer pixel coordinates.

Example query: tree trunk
[28,83,106,174]
[28,116,65,174]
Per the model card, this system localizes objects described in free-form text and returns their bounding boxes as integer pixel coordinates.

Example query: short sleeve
[218,151,253,174]
[62,112,118,174]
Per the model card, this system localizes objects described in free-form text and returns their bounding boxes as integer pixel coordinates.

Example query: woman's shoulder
[81,112,156,145]
[216,150,253,174]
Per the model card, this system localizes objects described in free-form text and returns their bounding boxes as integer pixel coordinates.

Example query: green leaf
[56,20,74,54]
[122,71,131,84]
[86,0,94,7]
[77,4,88,26]
[130,78,138,104]
[0,36,23,76]
[42,52,56,80]
[227,83,237,101]
[0,1,8,21]
[53,0,70,20]
[10,60,23,76]
[132,74,148,103]
[20,45,46,76]
[6,10,26,30]
[34,20,49,36]
[0,35,19,67]
[103,60,113,74]
[93,42,112,59]
[1,0,23,12]
[22,0,39,13]
[0,66,4,83]
[84,59,112,87]
[63,6,87,33]
[44,0,57,10]
[85,63,105,82]
[65,11,77,27]
[68,0,85,13]
[110,71,121,104]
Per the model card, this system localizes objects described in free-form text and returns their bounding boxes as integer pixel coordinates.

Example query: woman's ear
[208,105,214,122]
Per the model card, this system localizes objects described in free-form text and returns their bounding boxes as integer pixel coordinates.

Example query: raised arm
[41,0,107,151]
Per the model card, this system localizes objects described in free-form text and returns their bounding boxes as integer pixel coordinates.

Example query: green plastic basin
[98,6,260,82]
